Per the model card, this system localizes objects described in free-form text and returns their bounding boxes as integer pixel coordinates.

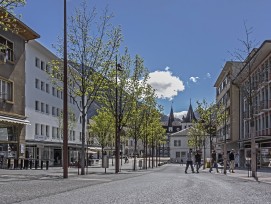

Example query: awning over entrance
[0,116,30,125]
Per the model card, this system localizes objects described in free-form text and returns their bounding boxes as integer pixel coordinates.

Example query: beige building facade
[0,12,39,168]
[214,61,243,163]
[234,40,271,168]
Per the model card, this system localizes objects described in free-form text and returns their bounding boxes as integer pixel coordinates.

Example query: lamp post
[115,55,122,173]
[63,0,68,179]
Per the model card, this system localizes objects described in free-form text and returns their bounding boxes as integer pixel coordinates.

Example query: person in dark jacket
[185,149,195,173]
[209,150,219,173]
[229,149,235,173]
[195,150,201,173]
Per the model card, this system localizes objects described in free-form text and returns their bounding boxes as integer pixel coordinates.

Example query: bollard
[25,159,29,169]
[41,160,43,169]
[46,160,49,170]
[20,159,23,170]
[14,159,18,169]
[35,160,38,169]
[29,160,32,169]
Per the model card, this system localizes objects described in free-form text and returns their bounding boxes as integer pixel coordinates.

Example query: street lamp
[115,55,123,173]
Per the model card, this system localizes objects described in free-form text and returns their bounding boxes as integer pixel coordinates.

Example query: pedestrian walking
[180,159,183,166]
[229,149,235,173]
[209,150,219,173]
[195,150,201,173]
[185,148,195,174]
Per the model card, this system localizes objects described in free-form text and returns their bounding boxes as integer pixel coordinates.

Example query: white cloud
[174,111,187,119]
[147,69,185,100]
[189,76,199,83]
[206,73,211,78]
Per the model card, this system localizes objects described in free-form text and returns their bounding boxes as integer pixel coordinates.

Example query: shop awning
[0,116,30,125]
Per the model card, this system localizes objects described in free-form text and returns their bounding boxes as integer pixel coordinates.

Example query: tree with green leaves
[49,1,122,175]
[188,99,225,165]
[0,0,26,32]
[57,108,77,141]
[124,55,152,170]
[89,108,114,163]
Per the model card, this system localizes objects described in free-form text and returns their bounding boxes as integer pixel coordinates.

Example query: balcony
[260,74,269,86]
[243,111,250,120]
[253,105,262,116]
[260,100,271,112]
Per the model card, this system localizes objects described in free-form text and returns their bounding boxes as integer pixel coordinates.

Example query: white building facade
[170,128,211,163]
[25,40,83,166]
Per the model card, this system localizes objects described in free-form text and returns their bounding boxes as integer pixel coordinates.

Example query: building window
[181,152,186,157]
[46,125,49,138]
[35,101,39,111]
[0,35,14,62]
[46,104,49,114]
[35,57,40,68]
[52,87,55,96]
[176,152,180,158]
[0,79,13,102]
[41,102,44,113]
[52,127,56,139]
[35,123,39,135]
[174,140,181,146]
[46,63,50,72]
[57,128,60,139]
[41,124,44,135]
[46,84,49,93]
[35,79,39,89]
[41,81,45,91]
[52,107,55,116]
[41,61,45,71]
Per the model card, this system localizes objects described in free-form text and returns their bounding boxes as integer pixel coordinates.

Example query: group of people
[184,148,201,173]
[184,148,236,174]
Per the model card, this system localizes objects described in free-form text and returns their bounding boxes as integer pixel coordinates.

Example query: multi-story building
[25,40,83,166]
[233,40,271,168]
[214,61,243,163]
[0,13,39,168]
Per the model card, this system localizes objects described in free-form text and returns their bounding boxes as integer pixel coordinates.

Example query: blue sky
[16,0,271,118]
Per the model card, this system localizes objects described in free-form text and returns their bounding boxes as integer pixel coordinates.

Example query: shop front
[25,142,82,167]
[242,138,271,168]
[0,117,28,169]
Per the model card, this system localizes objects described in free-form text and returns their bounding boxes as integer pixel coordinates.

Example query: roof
[0,9,40,41]
[170,128,191,136]
[233,40,271,85]
[213,61,243,87]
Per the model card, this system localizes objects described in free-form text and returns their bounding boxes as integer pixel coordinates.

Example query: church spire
[168,102,175,127]
[183,99,197,123]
